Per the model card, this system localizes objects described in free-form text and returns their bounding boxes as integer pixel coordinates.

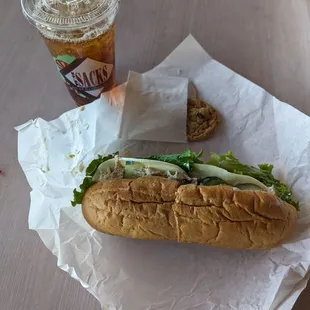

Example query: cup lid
[21,0,119,29]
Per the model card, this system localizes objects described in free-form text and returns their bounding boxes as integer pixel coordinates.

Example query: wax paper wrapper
[16,35,310,310]
[118,71,189,143]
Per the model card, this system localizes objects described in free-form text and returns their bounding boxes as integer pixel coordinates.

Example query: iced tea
[21,0,120,106]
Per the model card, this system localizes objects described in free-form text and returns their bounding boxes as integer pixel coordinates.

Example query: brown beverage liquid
[22,0,119,106]
[43,24,116,106]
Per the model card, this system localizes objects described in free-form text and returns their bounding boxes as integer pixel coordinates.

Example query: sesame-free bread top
[82,177,297,250]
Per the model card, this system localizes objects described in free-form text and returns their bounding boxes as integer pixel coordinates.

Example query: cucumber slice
[199,177,227,186]
[236,184,264,191]
[191,164,268,191]
[92,158,188,182]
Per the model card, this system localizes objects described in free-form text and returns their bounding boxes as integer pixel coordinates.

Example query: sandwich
[72,150,298,250]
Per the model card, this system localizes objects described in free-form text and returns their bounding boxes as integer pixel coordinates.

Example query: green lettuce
[146,149,204,172]
[71,153,117,207]
[72,150,298,211]
[207,151,300,210]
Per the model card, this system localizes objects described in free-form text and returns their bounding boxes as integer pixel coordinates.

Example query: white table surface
[0,0,309,309]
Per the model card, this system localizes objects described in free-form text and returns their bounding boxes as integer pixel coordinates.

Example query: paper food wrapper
[16,35,310,310]
[119,71,189,143]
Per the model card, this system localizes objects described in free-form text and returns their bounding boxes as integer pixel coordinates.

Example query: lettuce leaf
[71,153,117,207]
[146,149,204,172]
[207,151,300,210]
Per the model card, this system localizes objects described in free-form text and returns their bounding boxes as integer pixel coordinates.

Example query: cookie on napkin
[187,98,220,142]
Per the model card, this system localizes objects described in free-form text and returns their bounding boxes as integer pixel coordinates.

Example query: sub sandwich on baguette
[72,150,298,250]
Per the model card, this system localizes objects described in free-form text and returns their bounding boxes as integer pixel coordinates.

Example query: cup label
[53,55,113,100]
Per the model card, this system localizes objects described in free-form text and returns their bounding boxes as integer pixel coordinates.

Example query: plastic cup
[21,0,120,106]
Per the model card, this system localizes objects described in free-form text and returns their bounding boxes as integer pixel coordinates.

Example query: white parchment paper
[16,35,310,310]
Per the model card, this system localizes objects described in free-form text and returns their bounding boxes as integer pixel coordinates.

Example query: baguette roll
[82,176,297,250]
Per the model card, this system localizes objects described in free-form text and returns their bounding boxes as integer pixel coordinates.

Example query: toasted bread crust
[82,177,297,250]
